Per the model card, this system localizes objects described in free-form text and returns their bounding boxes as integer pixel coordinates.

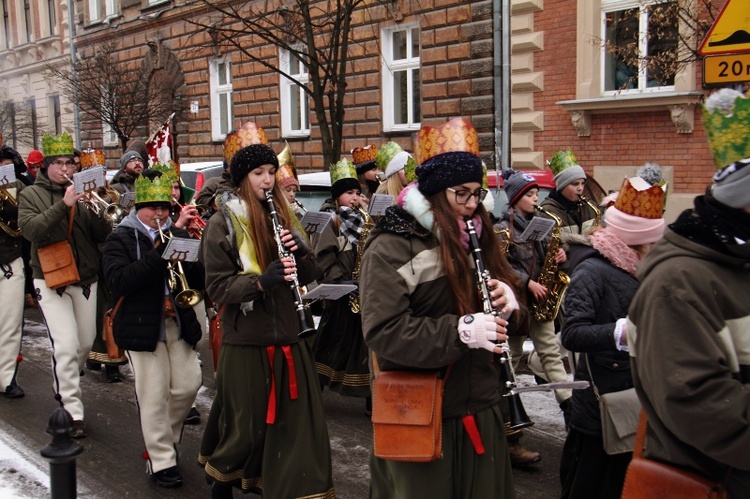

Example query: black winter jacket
[102,210,204,352]
[561,247,637,436]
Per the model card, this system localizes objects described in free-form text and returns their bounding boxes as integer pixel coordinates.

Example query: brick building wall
[74,0,499,171]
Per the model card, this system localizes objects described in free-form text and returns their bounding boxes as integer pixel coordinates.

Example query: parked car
[179,161,224,192]
[297,171,333,213]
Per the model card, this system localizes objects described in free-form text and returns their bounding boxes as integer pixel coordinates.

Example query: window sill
[556,91,704,136]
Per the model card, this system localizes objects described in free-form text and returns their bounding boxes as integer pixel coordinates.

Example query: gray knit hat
[502,169,538,207]
[119,150,143,170]
[712,159,750,209]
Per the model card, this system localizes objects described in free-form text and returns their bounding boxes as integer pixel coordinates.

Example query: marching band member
[0,146,27,398]
[18,132,112,438]
[353,144,380,208]
[374,141,412,200]
[275,144,302,219]
[313,158,372,413]
[102,168,203,487]
[110,150,145,196]
[360,118,519,498]
[198,142,333,498]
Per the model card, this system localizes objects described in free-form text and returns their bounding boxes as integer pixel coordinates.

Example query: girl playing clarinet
[360,118,520,498]
[198,143,334,499]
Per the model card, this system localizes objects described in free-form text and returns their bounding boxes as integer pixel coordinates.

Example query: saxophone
[532,205,570,322]
[349,206,373,314]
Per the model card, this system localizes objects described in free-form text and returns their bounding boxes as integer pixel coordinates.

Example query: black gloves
[290,234,310,259]
[259,259,287,292]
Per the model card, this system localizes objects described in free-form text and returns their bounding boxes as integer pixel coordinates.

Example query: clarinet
[465,218,533,429]
[265,190,316,338]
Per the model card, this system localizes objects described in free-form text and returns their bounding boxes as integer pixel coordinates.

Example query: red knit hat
[27,150,44,165]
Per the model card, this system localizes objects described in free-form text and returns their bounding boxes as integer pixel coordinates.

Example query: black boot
[560,398,572,432]
[105,365,122,383]
[211,482,234,499]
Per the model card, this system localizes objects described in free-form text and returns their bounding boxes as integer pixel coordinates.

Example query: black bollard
[40,407,84,499]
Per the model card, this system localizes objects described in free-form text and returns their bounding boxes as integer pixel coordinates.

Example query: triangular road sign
[699,0,750,56]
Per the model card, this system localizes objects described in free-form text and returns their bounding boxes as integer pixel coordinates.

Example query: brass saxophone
[0,185,21,237]
[532,205,570,322]
[349,206,372,314]
[580,195,602,231]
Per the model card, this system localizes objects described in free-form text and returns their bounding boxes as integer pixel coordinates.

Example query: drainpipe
[66,0,81,147]
[493,0,511,182]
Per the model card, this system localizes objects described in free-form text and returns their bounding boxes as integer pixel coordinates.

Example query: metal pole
[66,0,81,148]
[493,0,512,185]
[40,406,83,498]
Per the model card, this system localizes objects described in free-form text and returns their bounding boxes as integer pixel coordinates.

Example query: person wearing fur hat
[17,132,113,438]
[198,143,334,498]
[110,150,145,196]
[626,88,750,498]
[495,168,573,463]
[539,149,600,241]
[360,118,520,498]
[559,175,666,499]
[312,157,372,413]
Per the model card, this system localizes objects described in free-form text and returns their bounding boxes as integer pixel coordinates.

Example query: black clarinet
[465,218,533,429]
[265,190,316,338]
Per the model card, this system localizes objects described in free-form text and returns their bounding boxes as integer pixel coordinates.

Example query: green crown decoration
[150,162,180,185]
[330,158,358,185]
[701,89,750,169]
[403,155,417,183]
[548,148,579,175]
[135,173,172,205]
[41,131,75,157]
[375,142,404,172]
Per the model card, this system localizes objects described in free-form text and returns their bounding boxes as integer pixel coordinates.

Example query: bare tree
[597,0,719,91]
[0,98,39,150]
[189,0,371,166]
[45,41,177,152]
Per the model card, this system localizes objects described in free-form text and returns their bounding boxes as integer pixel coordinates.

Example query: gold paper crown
[135,172,172,205]
[548,149,579,175]
[80,149,106,169]
[330,158,358,185]
[415,118,479,166]
[223,123,269,165]
[375,142,403,172]
[276,164,299,188]
[150,162,180,185]
[41,132,75,158]
[701,89,750,169]
[613,177,665,220]
[277,141,295,168]
[351,144,378,165]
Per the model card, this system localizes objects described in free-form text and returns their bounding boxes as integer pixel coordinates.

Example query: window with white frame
[47,0,57,35]
[602,0,677,93]
[1,0,10,49]
[23,0,32,42]
[209,59,233,141]
[49,95,62,135]
[88,0,101,22]
[105,0,117,18]
[381,24,421,132]
[279,48,310,138]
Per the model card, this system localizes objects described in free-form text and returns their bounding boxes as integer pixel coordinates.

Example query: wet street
[0,306,566,498]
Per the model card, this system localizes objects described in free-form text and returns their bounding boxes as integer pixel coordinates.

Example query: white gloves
[495,281,519,320]
[458,313,498,352]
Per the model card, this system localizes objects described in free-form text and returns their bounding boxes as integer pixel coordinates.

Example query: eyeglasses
[446,187,488,205]
[51,160,75,167]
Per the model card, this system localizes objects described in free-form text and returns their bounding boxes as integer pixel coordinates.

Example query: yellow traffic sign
[704,54,750,85]
[699,0,750,56]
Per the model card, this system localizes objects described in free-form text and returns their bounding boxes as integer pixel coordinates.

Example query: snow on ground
[0,424,49,498]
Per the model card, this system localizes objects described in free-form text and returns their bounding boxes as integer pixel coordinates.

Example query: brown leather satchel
[103,297,125,359]
[37,206,80,289]
[621,410,727,499]
[208,304,226,372]
[371,354,449,463]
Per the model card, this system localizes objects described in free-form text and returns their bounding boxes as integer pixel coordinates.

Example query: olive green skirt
[199,341,335,498]
[370,403,515,499]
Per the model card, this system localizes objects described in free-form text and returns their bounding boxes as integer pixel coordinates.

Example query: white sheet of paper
[162,236,201,262]
[72,168,105,194]
[301,283,357,301]
[0,164,16,187]
[518,216,556,242]
[301,211,334,234]
[368,194,394,216]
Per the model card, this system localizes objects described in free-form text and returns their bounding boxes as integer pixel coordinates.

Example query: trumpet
[0,185,22,237]
[155,218,204,308]
[62,174,125,224]
[173,197,207,239]
[265,190,316,338]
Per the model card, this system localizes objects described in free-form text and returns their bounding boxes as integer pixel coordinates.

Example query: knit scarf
[588,228,641,276]
[338,206,365,246]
